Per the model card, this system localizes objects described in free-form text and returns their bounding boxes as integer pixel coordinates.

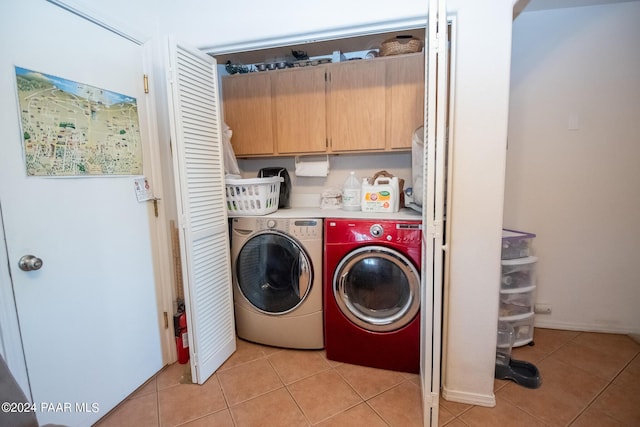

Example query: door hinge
[424,391,440,407]
[143,74,149,94]
[434,219,444,239]
[153,198,160,218]
[163,311,169,329]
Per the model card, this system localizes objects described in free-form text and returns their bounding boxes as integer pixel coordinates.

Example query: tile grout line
[155,377,160,427]
[295,362,364,426]
[265,353,314,426]
[509,332,640,427]
[490,331,585,427]
[566,349,640,426]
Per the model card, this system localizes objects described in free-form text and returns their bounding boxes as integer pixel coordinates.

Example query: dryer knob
[370,224,383,237]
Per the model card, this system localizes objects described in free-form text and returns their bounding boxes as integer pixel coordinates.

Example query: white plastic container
[499,285,536,317]
[496,320,515,366]
[361,176,400,212]
[499,312,535,347]
[502,229,536,260]
[501,256,537,290]
[341,171,361,211]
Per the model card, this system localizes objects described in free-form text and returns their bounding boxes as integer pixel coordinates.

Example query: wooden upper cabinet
[328,60,386,152]
[220,53,425,157]
[272,67,327,154]
[386,52,425,150]
[221,73,274,156]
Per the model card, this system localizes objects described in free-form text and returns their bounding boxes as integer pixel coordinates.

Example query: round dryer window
[236,231,312,315]
[333,245,420,332]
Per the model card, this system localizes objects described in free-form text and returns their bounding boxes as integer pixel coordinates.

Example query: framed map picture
[15,66,143,176]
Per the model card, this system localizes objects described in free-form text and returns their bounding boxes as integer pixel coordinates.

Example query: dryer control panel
[325,219,422,247]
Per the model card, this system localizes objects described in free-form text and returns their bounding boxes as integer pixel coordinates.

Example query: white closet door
[422,0,449,425]
[165,38,236,384]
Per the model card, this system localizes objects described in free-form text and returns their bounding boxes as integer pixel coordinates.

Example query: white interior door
[0,3,163,426]
[165,38,236,384]
[421,0,449,425]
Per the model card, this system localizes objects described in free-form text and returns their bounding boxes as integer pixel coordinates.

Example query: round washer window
[236,231,312,315]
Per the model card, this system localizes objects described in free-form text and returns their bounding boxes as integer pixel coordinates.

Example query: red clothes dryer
[324,218,422,373]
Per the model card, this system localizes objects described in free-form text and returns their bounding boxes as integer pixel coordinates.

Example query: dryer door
[334,245,420,332]
[236,231,312,315]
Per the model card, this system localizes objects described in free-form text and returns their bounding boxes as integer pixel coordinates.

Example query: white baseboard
[441,387,496,407]
[534,319,640,336]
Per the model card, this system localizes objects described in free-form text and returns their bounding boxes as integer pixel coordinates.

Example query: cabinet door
[329,60,386,152]
[386,53,425,150]
[273,67,327,154]
[222,73,274,156]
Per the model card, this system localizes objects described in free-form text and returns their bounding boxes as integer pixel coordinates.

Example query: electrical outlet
[534,303,552,314]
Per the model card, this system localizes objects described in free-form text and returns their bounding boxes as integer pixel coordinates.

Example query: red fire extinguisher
[174,303,189,364]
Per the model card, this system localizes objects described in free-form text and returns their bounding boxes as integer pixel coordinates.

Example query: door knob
[18,255,43,272]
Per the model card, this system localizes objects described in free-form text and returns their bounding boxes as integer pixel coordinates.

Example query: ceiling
[525,0,637,11]
[212,0,636,66]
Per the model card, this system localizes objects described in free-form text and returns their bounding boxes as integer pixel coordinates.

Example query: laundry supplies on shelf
[341,171,361,211]
[361,170,401,213]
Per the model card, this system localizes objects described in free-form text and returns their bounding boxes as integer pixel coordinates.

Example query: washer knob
[266,219,276,228]
[370,224,383,237]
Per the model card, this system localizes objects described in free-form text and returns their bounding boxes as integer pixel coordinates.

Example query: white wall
[161,0,429,51]
[237,153,413,207]
[505,2,640,334]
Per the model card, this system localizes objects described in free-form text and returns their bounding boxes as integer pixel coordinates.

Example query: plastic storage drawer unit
[499,285,536,317]
[502,229,536,260]
[501,256,537,289]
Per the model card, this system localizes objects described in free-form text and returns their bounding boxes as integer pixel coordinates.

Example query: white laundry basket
[225,177,283,216]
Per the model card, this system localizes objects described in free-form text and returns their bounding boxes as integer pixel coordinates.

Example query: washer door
[236,231,312,315]
[333,245,420,332]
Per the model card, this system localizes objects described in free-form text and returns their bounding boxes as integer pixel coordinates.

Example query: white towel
[295,156,329,177]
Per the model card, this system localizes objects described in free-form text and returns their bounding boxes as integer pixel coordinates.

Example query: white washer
[230,217,323,349]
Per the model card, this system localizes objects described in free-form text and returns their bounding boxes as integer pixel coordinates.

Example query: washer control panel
[257,218,321,239]
[291,220,321,239]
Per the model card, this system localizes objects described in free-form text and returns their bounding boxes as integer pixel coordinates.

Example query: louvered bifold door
[165,37,236,384]
[421,0,449,425]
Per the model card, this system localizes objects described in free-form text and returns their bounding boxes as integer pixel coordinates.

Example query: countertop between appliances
[250,207,422,220]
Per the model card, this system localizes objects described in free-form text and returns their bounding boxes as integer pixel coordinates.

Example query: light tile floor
[94,329,640,426]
